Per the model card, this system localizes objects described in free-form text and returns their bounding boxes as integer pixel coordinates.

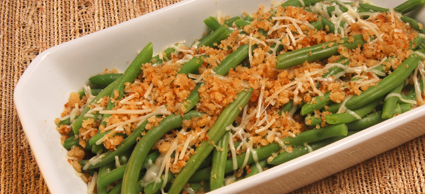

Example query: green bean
[268,135,345,165]
[401,15,425,34]
[91,144,105,154]
[279,101,294,115]
[325,103,341,113]
[305,115,323,127]
[83,141,92,152]
[84,120,148,169]
[283,124,348,145]
[277,34,366,69]
[88,131,110,146]
[194,152,214,170]
[89,73,123,86]
[321,17,336,33]
[224,16,241,27]
[188,167,211,182]
[178,56,204,75]
[246,160,267,178]
[121,111,204,194]
[71,76,123,135]
[97,150,160,188]
[320,16,345,34]
[168,89,253,194]
[63,136,79,150]
[198,25,230,48]
[327,4,348,14]
[77,89,85,98]
[399,103,412,113]
[118,149,133,166]
[409,34,425,50]
[346,111,386,131]
[97,162,115,194]
[301,92,331,116]
[77,88,103,98]
[144,172,174,194]
[98,164,126,187]
[150,47,175,64]
[204,16,221,31]
[74,43,152,134]
[281,0,322,7]
[259,28,268,38]
[343,50,424,110]
[108,180,122,194]
[394,0,425,14]
[382,83,404,119]
[322,57,350,78]
[136,178,144,193]
[359,3,425,34]
[275,39,333,63]
[402,80,423,102]
[359,3,394,13]
[181,84,202,113]
[185,183,210,193]
[191,124,348,181]
[91,88,102,96]
[142,151,161,169]
[235,19,251,28]
[101,42,153,127]
[419,42,425,50]
[57,118,71,127]
[311,20,323,30]
[325,98,382,124]
[244,14,254,21]
[210,131,230,190]
[214,44,253,76]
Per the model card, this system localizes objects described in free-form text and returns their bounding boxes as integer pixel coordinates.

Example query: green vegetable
[198,25,231,48]
[382,83,404,119]
[224,16,242,26]
[277,34,366,69]
[84,120,148,169]
[204,16,221,31]
[325,98,382,124]
[246,160,267,177]
[97,162,115,194]
[394,0,425,14]
[168,89,253,194]
[343,50,424,110]
[63,136,79,150]
[346,111,386,131]
[191,124,348,181]
[210,131,230,190]
[89,73,123,86]
[121,111,204,194]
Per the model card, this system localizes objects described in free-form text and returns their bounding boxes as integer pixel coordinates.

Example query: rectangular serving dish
[14,0,425,193]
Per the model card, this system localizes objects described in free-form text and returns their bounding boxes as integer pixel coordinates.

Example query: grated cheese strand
[119,94,137,104]
[346,109,362,119]
[228,133,238,170]
[255,118,276,133]
[338,95,352,113]
[86,172,98,194]
[384,93,417,104]
[144,83,154,99]
[304,143,313,153]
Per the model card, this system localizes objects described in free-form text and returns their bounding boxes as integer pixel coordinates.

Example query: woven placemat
[1,0,425,193]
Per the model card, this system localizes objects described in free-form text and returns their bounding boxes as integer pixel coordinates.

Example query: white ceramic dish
[14,0,425,193]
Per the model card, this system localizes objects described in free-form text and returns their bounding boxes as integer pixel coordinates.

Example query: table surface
[1,0,425,193]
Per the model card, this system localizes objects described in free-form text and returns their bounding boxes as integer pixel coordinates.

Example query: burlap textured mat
[1,0,425,193]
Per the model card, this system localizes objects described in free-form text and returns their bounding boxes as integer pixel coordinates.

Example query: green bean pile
[55,0,425,193]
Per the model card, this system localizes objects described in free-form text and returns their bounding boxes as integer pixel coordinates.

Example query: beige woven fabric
[1,0,424,193]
